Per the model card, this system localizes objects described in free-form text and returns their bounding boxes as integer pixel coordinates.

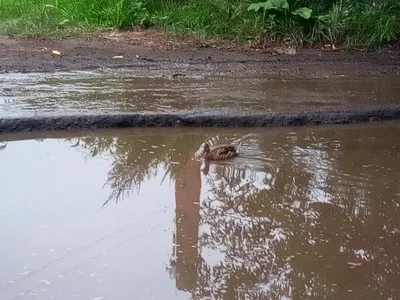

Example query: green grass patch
[0,0,399,48]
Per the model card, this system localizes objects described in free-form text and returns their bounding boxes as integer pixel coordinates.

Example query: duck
[200,142,238,161]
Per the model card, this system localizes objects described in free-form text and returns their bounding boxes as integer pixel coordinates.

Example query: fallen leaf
[51,50,61,55]
[347,262,362,266]
[112,55,123,59]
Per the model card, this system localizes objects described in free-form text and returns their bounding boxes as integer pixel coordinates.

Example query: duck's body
[202,143,238,161]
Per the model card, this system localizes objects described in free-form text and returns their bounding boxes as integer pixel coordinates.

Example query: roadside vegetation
[0,0,399,48]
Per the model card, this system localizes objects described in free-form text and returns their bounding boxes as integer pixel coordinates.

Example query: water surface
[0,123,399,300]
[1,70,399,117]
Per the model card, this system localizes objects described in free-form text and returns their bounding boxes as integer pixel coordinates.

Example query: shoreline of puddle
[1,105,400,133]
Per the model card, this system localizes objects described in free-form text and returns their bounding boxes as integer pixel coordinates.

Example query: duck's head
[194,142,207,158]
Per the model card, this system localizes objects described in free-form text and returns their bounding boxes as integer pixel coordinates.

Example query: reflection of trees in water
[67,131,250,206]
[68,126,400,299]
[191,161,295,299]
[172,127,400,300]
[68,132,209,206]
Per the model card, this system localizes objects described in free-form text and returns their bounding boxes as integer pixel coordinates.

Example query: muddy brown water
[0,122,399,300]
[1,70,400,117]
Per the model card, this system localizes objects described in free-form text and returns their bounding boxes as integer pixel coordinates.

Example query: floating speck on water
[20,271,30,275]
[8,280,14,284]
[40,279,51,285]
[49,249,56,253]
[90,273,98,277]
[93,297,104,300]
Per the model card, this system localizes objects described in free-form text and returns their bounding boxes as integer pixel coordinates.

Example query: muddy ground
[1,30,400,132]
[0,30,399,76]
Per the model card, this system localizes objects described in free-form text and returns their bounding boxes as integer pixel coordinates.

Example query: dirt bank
[1,106,400,133]
[1,30,399,76]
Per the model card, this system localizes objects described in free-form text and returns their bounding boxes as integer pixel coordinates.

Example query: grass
[0,0,399,48]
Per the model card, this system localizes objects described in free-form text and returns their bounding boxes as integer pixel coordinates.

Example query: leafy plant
[248,0,313,20]
[247,0,312,44]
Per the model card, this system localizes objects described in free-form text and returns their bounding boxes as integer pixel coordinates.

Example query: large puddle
[0,122,399,299]
[1,70,400,117]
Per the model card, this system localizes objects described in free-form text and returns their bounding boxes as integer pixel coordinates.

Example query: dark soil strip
[1,106,400,133]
